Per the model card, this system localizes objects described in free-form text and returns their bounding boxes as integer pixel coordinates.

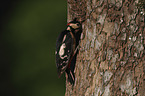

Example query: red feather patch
[67,23,70,26]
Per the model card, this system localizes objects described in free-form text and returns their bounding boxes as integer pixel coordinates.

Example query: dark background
[0,0,66,96]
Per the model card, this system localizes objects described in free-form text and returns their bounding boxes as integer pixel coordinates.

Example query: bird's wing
[55,30,74,77]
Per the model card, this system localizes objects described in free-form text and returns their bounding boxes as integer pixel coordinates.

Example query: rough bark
[66,0,145,96]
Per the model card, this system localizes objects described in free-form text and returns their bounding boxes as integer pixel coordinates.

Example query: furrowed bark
[66,0,145,95]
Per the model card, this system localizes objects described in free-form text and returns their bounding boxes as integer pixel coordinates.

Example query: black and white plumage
[55,18,82,85]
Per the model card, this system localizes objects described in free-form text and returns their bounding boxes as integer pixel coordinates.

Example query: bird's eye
[76,23,80,26]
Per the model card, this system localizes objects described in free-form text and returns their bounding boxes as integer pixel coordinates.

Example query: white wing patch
[59,43,66,57]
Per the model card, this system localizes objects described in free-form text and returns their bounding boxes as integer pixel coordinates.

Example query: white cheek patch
[67,27,71,31]
[59,43,66,57]
[69,23,79,29]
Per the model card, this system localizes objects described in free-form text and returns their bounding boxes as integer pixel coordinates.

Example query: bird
[55,18,82,85]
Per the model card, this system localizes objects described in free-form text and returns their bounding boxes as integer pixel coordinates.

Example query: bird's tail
[66,69,75,85]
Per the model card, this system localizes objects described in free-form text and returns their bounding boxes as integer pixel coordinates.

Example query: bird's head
[67,18,82,32]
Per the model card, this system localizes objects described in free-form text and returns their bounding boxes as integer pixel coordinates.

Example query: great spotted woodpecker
[55,18,82,85]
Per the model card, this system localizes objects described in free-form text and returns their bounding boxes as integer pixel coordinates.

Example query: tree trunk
[66,0,145,96]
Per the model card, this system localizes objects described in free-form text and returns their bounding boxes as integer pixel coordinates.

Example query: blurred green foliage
[2,0,66,96]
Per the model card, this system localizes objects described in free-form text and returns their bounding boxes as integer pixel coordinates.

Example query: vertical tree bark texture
[66,0,145,96]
